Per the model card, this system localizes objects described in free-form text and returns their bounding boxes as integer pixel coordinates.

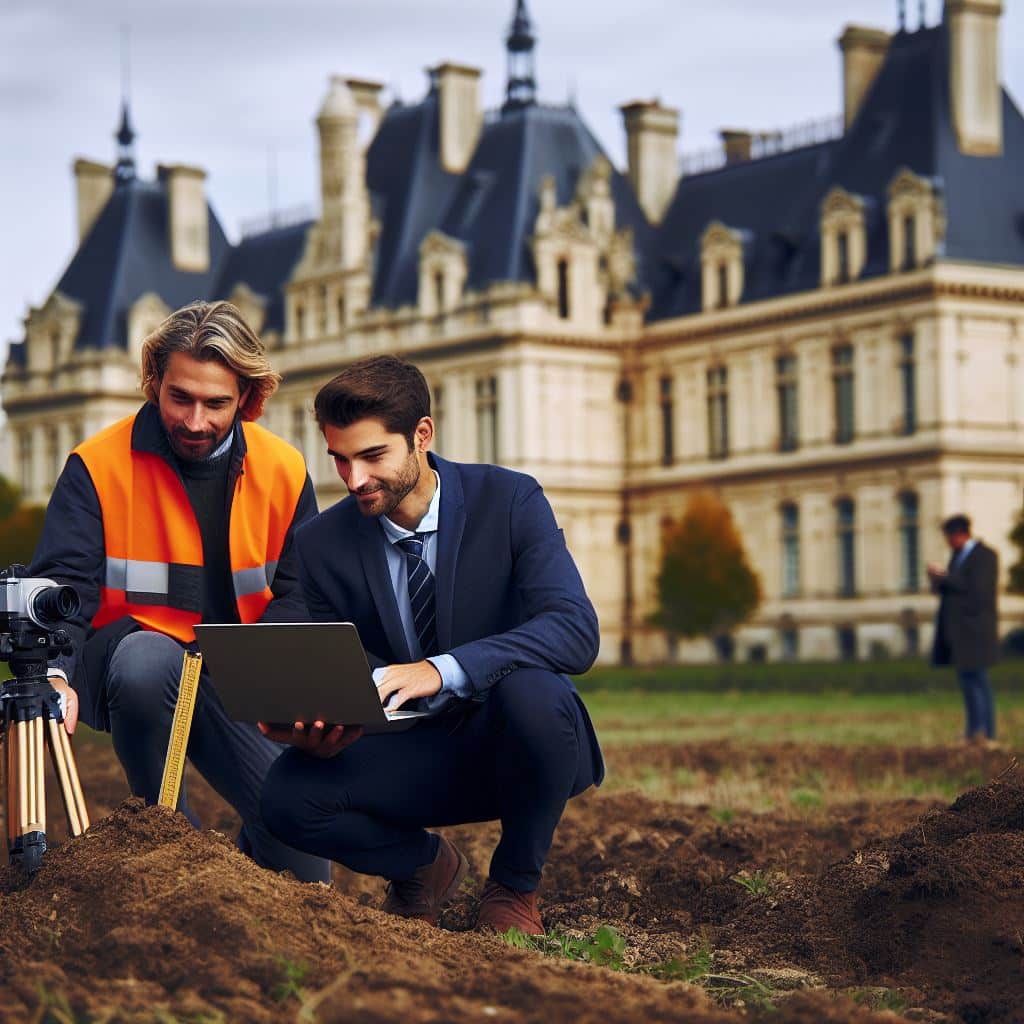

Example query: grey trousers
[105,630,330,883]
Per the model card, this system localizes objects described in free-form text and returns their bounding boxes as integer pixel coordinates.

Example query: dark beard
[356,452,421,518]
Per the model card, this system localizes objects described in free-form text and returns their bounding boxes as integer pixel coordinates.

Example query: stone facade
[3,2,1023,663]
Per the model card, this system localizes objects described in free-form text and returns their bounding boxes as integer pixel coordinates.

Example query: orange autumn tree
[651,491,762,644]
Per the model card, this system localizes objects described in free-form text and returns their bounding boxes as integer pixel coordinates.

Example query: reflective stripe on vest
[75,413,307,642]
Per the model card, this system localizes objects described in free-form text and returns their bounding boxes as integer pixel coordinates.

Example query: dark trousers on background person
[260,668,598,892]
[103,630,331,882]
[957,668,996,740]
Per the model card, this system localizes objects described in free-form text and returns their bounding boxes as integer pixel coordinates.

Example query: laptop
[193,622,429,734]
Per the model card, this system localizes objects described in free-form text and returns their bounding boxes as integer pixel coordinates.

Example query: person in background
[928,514,1000,747]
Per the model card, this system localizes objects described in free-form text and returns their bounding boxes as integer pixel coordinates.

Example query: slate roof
[214,219,312,335]
[366,91,649,308]
[647,24,1024,321]
[54,176,231,349]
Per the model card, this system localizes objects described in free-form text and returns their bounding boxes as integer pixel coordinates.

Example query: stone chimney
[838,25,891,130]
[619,100,680,225]
[72,158,113,242]
[345,76,385,141]
[158,164,210,273]
[720,130,753,165]
[945,0,1003,155]
[432,62,482,174]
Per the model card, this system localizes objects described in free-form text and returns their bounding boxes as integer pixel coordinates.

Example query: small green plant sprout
[709,807,735,824]
[789,787,823,810]
[731,869,784,897]
[850,987,909,1013]
[649,936,714,983]
[580,925,627,970]
[32,986,81,1024]
[501,925,628,970]
[270,956,310,1004]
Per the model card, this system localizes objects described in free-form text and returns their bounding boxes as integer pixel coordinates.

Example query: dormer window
[700,222,744,312]
[887,168,945,272]
[418,230,467,318]
[820,187,866,287]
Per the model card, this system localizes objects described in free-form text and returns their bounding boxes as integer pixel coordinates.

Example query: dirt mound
[711,762,1024,1024]
[0,799,731,1023]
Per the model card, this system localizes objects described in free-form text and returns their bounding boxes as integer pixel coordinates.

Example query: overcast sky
[2,0,1022,371]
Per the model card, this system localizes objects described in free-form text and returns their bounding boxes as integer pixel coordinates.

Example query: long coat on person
[931,540,1000,671]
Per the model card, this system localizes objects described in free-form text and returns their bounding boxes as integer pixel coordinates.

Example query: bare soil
[1,738,1021,1023]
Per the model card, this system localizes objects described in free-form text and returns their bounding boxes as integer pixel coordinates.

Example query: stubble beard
[356,452,421,518]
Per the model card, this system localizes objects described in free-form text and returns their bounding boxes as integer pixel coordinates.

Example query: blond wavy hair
[140,301,280,421]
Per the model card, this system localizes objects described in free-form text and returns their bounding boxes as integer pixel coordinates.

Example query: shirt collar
[957,538,978,562]
[380,470,441,543]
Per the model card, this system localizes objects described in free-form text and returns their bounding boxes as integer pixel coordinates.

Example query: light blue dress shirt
[373,471,472,708]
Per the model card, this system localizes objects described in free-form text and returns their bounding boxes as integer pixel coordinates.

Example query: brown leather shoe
[381,835,468,925]
[475,878,544,935]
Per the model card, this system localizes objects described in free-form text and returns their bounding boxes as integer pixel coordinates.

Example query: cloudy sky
[2,0,1022,369]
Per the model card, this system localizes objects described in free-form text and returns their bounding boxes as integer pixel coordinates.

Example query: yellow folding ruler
[158,651,203,809]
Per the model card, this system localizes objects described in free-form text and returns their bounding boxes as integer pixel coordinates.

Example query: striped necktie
[396,533,438,657]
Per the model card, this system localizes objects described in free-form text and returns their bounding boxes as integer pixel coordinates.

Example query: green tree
[1009,505,1024,595]
[650,491,762,646]
[0,474,45,569]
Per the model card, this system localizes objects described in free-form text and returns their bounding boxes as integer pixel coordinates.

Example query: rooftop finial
[898,0,906,31]
[919,0,927,28]
[114,25,136,183]
[503,0,537,113]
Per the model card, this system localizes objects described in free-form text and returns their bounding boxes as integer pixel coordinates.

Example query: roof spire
[919,0,927,28]
[898,0,906,31]
[114,25,136,183]
[503,0,537,113]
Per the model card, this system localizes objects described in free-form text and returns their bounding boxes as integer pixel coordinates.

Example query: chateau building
[3,0,1023,663]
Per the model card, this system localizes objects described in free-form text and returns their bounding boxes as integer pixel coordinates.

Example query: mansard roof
[647,24,1024,321]
[366,92,650,308]
[53,177,231,350]
[214,219,312,334]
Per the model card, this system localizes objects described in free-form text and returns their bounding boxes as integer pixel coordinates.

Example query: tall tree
[650,491,762,645]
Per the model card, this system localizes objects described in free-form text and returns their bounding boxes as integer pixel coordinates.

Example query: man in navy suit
[259,355,603,934]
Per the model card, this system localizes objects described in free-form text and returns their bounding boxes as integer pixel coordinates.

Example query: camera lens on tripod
[29,585,81,628]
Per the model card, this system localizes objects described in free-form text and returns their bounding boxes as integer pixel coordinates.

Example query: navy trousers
[104,630,331,882]
[957,668,996,739]
[260,667,597,892]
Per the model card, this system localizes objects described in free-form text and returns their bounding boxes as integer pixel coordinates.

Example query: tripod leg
[17,720,29,840]
[46,719,83,836]
[31,715,45,836]
[54,723,90,832]
[5,723,18,848]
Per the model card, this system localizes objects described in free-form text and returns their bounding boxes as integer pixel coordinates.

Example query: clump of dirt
[715,762,1024,1024]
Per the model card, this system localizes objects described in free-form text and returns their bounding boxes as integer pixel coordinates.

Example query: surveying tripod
[1,569,90,873]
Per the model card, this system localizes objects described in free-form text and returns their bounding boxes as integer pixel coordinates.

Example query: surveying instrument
[0,565,89,873]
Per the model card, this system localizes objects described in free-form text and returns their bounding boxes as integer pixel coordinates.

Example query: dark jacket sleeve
[27,454,105,690]
[448,477,600,693]
[259,474,318,624]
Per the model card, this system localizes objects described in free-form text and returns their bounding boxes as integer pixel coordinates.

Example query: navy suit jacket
[294,455,604,780]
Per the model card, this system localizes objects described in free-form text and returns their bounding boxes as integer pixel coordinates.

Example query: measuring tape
[158,651,203,809]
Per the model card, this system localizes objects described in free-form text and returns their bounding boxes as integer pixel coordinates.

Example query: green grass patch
[577,658,1024,695]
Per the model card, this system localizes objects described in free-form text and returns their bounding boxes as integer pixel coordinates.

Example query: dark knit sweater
[177,448,237,623]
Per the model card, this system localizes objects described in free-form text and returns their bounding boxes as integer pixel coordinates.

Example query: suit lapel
[433,455,465,652]
[356,513,412,662]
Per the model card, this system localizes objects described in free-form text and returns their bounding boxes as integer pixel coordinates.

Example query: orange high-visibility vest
[75,412,307,642]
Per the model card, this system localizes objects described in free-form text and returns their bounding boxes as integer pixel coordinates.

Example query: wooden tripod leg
[54,724,89,832]
[17,720,29,841]
[46,719,82,836]
[31,715,45,835]
[5,723,18,848]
